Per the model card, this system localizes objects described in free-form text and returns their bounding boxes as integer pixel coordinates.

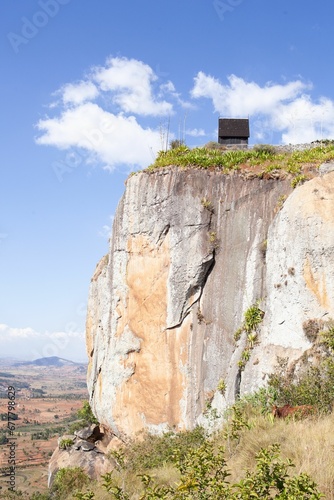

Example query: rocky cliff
[86,163,334,440]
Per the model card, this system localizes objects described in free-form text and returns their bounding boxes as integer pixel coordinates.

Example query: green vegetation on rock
[234,302,264,371]
[50,467,90,499]
[145,143,334,187]
[77,400,99,426]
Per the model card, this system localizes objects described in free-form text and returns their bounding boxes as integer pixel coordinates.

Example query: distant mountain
[13,356,87,367]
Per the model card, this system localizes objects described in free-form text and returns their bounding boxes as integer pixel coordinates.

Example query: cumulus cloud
[186,128,206,137]
[61,81,99,106]
[191,72,334,144]
[35,56,176,170]
[0,324,39,339]
[274,95,334,144]
[36,56,334,167]
[36,102,161,169]
[191,72,308,116]
[92,57,173,116]
[0,323,86,362]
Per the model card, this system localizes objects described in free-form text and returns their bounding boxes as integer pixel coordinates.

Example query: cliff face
[86,168,334,439]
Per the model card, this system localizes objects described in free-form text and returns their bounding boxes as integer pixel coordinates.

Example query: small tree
[51,467,90,499]
[169,139,184,149]
[77,400,99,426]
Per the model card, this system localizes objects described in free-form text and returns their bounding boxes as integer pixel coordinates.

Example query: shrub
[170,139,185,149]
[243,302,264,333]
[51,467,90,499]
[268,354,334,412]
[232,444,322,499]
[59,438,74,450]
[234,385,277,415]
[234,302,264,370]
[217,379,226,395]
[108,426,207,472]
[291,174,307,188]
[73,492,95,499]
[234,326,243,342]
[68,421,85,434]
[276,194,287,211]
[201,197,214,212]
[204,141,227,150]
[208,231,219,247]
[320,324,334,351]
[102,442,322,499]
[77,401,98,426]
[302,319,324,342]
[253,144,277,155]
[224,404,250,445]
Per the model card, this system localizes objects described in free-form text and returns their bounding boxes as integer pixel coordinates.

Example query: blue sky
[1,0,334,362]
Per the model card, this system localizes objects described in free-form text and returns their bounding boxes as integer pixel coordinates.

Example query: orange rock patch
[111,233,190,435]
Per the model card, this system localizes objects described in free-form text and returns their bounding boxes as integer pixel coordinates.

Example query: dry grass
[225,413,334,499]
[52,412,334,499]
[102,464,179,499]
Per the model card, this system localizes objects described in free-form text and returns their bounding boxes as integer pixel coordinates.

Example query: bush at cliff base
[50,467,90,499]
[99,442,322,499]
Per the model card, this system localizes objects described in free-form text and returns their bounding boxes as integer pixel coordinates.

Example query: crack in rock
[167,251,215,330]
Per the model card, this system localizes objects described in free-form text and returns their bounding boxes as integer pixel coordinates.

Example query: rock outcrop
[48,425,114,487]
[86,167,334,439]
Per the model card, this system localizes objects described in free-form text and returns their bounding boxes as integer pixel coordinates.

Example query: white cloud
[36,56,334,166]
[191,72,309,116]
[186,128,206,137]
[92,56,173,116]
[61,81,99,106]
[36,102,161,169]
[0,324,39,338]
[159,80,194,109]
[35,57,177,170]
[274,95,334,144]
[160,81,176,93]
[191,72,334,144]
[99,214,114,239]
[0,324,86,362]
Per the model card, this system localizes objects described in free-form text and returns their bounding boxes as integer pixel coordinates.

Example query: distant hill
[13,356,87,367]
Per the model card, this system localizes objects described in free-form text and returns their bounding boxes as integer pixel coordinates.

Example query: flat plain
[0,359,88,495]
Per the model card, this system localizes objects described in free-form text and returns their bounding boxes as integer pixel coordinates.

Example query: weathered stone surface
[87,168,304,437]
[73,439,95,451]
[319,160,334,175]
[86,167,334,438]
[74,424,102,441]
[241,172,334,394]
[48,446,113,488]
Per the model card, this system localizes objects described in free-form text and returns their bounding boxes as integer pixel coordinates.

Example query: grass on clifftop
[145,142,334,186]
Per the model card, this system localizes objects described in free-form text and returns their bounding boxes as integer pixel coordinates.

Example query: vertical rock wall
[241,171,334,394]
[86,168,334,439]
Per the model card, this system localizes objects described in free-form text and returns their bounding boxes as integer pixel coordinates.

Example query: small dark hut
[218,118,250,146]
